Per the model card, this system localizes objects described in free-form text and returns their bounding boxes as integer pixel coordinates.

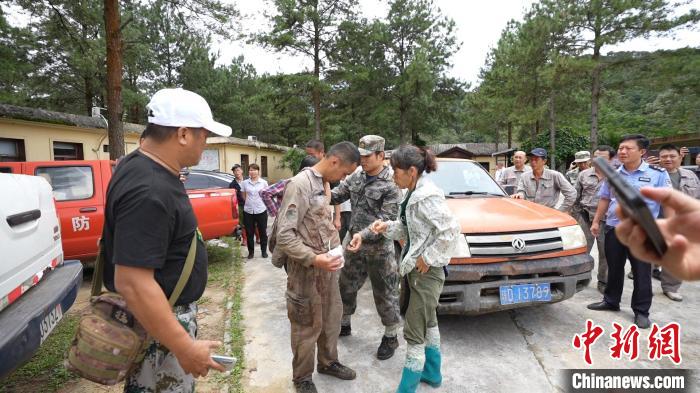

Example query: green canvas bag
[65,233,197,385]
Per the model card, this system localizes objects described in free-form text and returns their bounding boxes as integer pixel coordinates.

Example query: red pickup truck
[0,160,239,262]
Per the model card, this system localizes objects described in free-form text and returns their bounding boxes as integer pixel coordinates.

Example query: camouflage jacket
[331,165,401,244]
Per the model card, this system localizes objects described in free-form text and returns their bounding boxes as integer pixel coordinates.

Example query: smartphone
[592,157,667,257]
[211,354,237,371]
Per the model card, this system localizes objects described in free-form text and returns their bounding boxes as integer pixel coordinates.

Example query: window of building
[103,144,109,152]
[35,166,94,201]
[479,162,491,172]
[53,141,84,161]
[261,156,268,178]
[241,154,249,176]
[0,138,26,162]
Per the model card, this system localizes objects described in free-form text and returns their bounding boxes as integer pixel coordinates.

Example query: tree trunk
[590,61,601,149]
[590,8,602,150]
[507,121,512,148]
[549,92,556,170]
[104,0,125,160]
[312,12,321,140]
[399,97,407,144]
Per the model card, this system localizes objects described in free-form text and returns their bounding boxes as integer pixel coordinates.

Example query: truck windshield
[425,161,506,197]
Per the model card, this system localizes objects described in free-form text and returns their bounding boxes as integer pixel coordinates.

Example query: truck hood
[444,196,577,233]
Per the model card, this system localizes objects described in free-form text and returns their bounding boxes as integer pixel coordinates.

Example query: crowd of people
[496,136,700,330]
[100,87,700,393]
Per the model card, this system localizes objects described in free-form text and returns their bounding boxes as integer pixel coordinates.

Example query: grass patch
[0,313,79,392]
[227,242,246,393]
[206,238,246,392]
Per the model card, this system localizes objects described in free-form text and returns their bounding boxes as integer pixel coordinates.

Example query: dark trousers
[603,226,652,317]
[338,211,352,244]
[244,211,268,255]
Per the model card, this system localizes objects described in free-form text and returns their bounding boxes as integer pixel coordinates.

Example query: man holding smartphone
[587,134,671,329]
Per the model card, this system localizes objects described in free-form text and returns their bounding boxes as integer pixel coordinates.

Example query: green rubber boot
[396,367,422,393]
[420,346,442,387]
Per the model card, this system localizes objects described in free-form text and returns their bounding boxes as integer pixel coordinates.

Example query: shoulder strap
[91,232,197,306]
[168,232,197,307]
[90,241,105,297]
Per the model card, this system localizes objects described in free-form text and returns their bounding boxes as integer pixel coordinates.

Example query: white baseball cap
[146,88,232,137]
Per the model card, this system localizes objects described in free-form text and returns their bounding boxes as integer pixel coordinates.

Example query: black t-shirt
[229,179,245,207]
[103,150,208,306]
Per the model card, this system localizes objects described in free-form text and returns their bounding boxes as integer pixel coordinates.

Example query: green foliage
[520,127,589,170]
[279,148,308,175]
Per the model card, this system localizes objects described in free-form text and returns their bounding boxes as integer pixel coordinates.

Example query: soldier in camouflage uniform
[331,135,402,360]
[566,150,591,185]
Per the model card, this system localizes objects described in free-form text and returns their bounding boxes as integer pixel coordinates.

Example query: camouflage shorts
[124,302,198,393]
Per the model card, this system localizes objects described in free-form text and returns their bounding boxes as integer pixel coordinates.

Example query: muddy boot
[317,361,356,380]
[421,326,442,387]
[396,344,425,393]
[377,335,399,360]
[294,380,318,393]
[420,347,442,387]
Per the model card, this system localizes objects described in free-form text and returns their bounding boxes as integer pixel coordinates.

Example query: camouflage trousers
[340,242,400,327]
[124,302,198,393]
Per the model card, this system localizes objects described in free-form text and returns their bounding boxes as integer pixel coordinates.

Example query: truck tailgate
[0,260,82,378]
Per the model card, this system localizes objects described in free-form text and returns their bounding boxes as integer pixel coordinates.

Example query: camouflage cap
[573,150,591,163]
[358,135,385,155]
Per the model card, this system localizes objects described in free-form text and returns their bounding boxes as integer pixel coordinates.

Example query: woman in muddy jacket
[347,144,460,393]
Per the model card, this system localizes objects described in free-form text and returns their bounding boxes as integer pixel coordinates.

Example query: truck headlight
[559,225,587,250]
[453,234,471,258]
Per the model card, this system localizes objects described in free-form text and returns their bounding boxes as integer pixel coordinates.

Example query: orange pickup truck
[0,160,239,262]
[413,158,594,315]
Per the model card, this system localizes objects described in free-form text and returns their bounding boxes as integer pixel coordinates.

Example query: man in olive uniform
[513,148,577,212]
[656,144,700,301]
[330,135,402,360]
[574,145,616,293]
[276,142,360,393]
[498,150,531,194]
[566,150,592,185]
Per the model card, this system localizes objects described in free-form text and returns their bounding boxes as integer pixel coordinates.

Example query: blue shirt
[598,161,671,227]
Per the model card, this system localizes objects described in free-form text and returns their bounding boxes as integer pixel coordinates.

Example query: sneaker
[339,324,351,337]
[376,335,399,360]
[652,269,662,280]
[664,291,683,302]
[317,361,356,380]
[294,380,318,393]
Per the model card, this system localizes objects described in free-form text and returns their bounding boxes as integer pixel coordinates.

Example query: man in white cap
[102,88,232,392]
[566,150,592,185]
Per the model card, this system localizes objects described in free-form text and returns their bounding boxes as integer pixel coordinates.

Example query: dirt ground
[57,277,230,393]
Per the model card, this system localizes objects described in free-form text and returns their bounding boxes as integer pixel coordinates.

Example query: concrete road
[241,247,700,393]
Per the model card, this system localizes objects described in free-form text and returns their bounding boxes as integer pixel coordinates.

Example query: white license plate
[39,304,63,344]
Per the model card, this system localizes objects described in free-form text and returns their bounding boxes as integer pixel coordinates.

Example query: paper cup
[327,245,345,268]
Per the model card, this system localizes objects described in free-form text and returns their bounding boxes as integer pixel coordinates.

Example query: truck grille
[466,229,563,257]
